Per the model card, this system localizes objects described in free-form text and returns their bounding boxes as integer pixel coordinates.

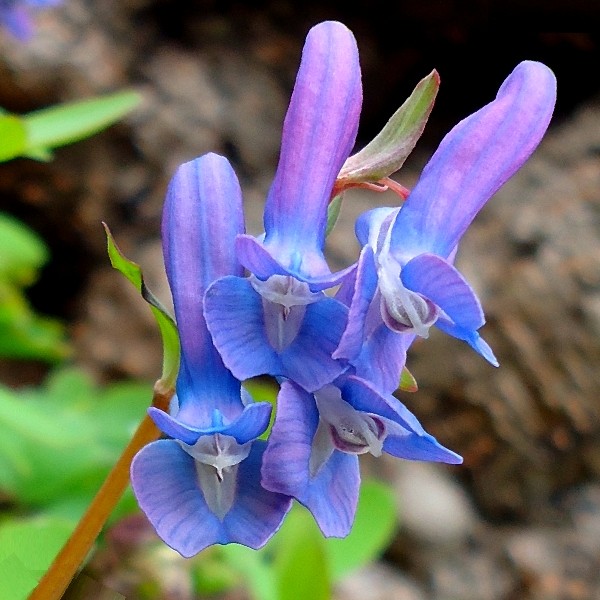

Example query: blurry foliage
[0,212,70,362]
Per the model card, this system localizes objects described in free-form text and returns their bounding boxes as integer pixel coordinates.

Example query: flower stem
[28,383,173,600]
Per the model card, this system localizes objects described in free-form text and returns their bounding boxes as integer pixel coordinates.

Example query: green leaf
[23,90,141,155]
[220,545,277,600]
[339,70,439,184]
[0,516,75,600]
[0,114,27,162]
[0,212,48,285]
[325,479,398,580]
[274,506,331,600]
[325,194,343,237]
[243,377,279,441]
[104,223,180,389]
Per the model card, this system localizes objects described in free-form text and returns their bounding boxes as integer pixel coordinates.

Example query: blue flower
[0,0,61,41]
[335,61,557,394]
[130,154,291,557]
[203,21,363,392]
[260,375,462,537]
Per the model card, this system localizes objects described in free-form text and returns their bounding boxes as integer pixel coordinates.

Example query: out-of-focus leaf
[0,516,75,600]
[274,506,330,600]
[243,377,278,441]
[0,213,48,286]
[24,91,141,155]
[104,223,180,390]
[0,114,27,162]
[221,545,277,600]
[326,479,398,580]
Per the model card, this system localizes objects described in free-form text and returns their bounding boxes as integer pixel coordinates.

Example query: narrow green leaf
[339,70,439,183]
[24,90,141,154]
[104,223,180,389]
[0,114,27,162]
[274,507,331,600]
[325,479,398,580]
[325,194,343,237]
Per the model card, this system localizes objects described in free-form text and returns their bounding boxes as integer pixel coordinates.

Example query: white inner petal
[179,434,251,520]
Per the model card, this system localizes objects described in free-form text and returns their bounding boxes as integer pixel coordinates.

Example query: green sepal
[339,70,439,184]
[104,223,180,390]
[0,114,27,162]
[325,193,343,237]
[398,366,418,393]
[23,90,141,158]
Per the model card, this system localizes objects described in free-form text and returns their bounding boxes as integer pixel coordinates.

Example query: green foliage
[104,224,180,390]
[218,480,399,600]
[0,517,75,600]
[0,213,70,362]
[0,367,151,514]
[0,91,142,163]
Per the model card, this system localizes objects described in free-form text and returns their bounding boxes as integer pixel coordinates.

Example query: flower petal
[148,401,272,445]
[333,246,378,362]
[162,154,245,420]
[205,276,348,392]
[351,323,414,395]
[130,440,225,557]
[131,439,292,556]
[261,21,362,279]
[383,432,463,464]
[391,61,556,260]
[261,382,360,537]
[401,253,484,330]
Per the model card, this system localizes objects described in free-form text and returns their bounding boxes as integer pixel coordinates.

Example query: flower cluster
[0,0,60,41]
[130,21,556,556]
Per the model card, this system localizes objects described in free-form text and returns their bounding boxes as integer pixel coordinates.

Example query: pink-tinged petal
[131,440,291,557]
[401,253,484,330]
[236,234,357,292]
[148,402,272,445]
[351,323,415,395]
[333,246,378,361]
[162,154,245,419]
[391,61,556,260]
[262,21,362,279]
[205,276,348,392]
[261,382,360,537]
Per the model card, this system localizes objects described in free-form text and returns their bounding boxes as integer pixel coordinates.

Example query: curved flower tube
[335,61,557,393]
[261,376,461,537]
[205,21,362,391]
[130,154,291,557]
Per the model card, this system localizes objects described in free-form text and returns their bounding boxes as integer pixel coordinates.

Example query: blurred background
[1,1,600,599]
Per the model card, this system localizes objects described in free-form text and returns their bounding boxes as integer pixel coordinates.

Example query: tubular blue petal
[391,61,556,260]
[261,21,363,280]
[131,440,226,557]
[351,323,414,395]
[261,382,360,537]
[333,246,379,361]
[355,206,398,250]
[131,440,292,557]
[148,402,272,445]
[205,276,348,392]
[236,234,357,292]
[162,153,245,418]
[383,433,463,464]
[400,253,485,330]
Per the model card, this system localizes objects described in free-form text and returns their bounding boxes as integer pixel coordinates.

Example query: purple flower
[204,21,362,392]
[261,375,462,537]
[335,61,557,394]
[0,0,60,41]
[130,154,291,558]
